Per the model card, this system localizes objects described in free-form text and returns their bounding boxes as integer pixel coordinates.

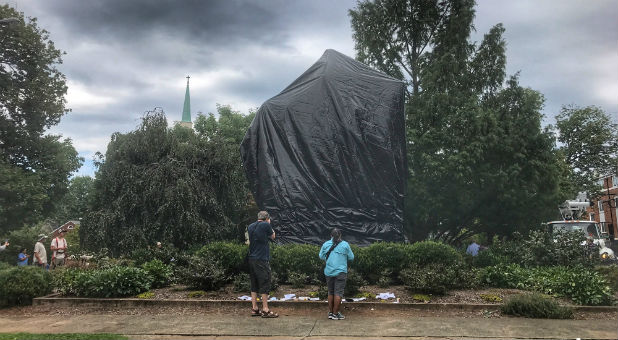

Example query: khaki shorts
[54,257,65,266]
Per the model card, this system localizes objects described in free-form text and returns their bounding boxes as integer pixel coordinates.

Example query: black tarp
[240,49,406,245]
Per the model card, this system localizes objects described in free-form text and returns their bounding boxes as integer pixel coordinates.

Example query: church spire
[180,75,192,128]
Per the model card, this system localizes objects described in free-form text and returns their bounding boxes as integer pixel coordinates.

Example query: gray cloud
[6,0,617,177]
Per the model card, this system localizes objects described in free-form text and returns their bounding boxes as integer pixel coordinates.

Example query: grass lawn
[0,333,127,340]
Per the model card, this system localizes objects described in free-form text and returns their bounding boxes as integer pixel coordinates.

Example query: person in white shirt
[33,234,48,267]
[50,230,68,268]
[0,240,8,251]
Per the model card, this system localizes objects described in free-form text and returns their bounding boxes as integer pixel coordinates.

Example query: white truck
[547,200,615,261]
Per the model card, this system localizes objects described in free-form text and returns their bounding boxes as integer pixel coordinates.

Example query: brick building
[588,174,618,240]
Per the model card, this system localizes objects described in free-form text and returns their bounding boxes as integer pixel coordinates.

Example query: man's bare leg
[251,292,259,311]
[333,295,342,314]
[328,294,334,313]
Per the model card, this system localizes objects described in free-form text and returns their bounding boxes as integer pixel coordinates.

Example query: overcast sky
[5,0,618,177]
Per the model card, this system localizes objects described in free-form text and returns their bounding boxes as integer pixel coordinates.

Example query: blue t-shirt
[248,221,274,261]
[319,239,354,277]
[17,253,28,266]
[466,242,480,256]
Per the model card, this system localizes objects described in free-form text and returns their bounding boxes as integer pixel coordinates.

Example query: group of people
[246,211,354,320]
[2,230,68,269]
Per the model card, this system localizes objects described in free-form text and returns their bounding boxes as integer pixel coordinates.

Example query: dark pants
[249,259,271,294]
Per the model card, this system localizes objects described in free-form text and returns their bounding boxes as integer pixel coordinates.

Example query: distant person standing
[319,228,354,320]
[466,241,480,256]
[17,248,29,266]
[247,211,278,318]
[50,230,68,268]
[0,240,8,251]
[33,234,48,268]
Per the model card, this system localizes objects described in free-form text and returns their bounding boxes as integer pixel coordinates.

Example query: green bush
[0,262,11,271]
[594,265,618,292]
[501,293,573,319]
[469,248,510,268]
[195,242,247,277]
[352,242,406,283]
[141,259,173,288]
[177,256,226,291]
[67,266,152,298]
[233,273,251,293]
[377,269,392,288]
[288,271,308,288]
[399,263,470,295]
[478,264,529,289]
[404,241,462,267]
[271,244,321,283]
[0,266,52,306]
[344,269,367,296]
[130,246,179,266]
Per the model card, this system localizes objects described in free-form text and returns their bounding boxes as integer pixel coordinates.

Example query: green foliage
[554,105,618,195]
[141,259,173,288]
[232,273,251,293]
[136,291,154,299]
[187,290,206,298]
[130,245,179,266]
[0,333,127,340]
[350,0,562,242]
[0,266,52,306]
[316,285,328,300]
[176,256,226,291]
[344,269,367,296]
[0,6,82,234]
[55,266,151,298]
[479,293,502,303]
[82,109,250,256]
[50,176,94,226]
[288,271,308,288]
[479,264,614,305]
[377,269,392,288]
[412,294,431,303]
[594,265,618,292]
[196,242,247,277]
[271,244,321,283]
[501,293,573,319]
[399,263,471,295]
[0,224,46,265]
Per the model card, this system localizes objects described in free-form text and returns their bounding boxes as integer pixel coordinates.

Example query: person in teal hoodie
[319,228,354,320]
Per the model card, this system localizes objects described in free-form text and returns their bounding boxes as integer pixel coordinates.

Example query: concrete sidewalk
[0,314,616,339]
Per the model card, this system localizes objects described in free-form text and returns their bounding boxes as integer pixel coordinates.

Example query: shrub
[130,246,179,266]
[0,266,52,306]
[404,241,462,267]
[478,264,529,289]
[501,293,573,319]
[399,263,469,295]
[233,273,251,293]
[412,294,431,302]
[317,285,328,300]
[271,244,321,283]
[136,291,154,299]
[479,293,502,303]
[344,269,367,296]
[469,248,510,268]
[195,242,247,277]
[594,265,618,292]
[177,256,226,291]
[187,290,206,298]
[0,262,11,271]
[53,266,151,298]
[377,269,392,288]
[141,259,173,288]
[288,271,308,288]
[352,242,407,283]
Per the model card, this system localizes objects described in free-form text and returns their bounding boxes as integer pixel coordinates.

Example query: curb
[33,295,618,313]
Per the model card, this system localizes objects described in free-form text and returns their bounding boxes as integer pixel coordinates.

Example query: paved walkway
[0,314,616,339]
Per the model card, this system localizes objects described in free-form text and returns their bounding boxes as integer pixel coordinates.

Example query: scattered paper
[309,297,320,301]
[268,297,277,301]
[298,296,309,301]
[351,297,367,302]
[284,293,296,299]
[376,292,396,300]
[237,296,251,301]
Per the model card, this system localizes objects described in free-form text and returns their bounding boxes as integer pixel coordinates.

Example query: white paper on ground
[268,297,277,301]
[284,293,296,299]
[309,297,320,301]
[351,297,367,301]
[238,296,252,301]
[298,297,309,301]
[376,292,396,300]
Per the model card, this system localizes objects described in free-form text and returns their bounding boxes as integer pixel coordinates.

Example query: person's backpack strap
[325,240,341,261]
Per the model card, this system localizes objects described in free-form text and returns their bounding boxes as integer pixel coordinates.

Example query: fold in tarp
[240,49,406,245]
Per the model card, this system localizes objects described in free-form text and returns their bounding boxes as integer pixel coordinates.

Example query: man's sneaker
[332,312,345,320]
[328,312,335,319]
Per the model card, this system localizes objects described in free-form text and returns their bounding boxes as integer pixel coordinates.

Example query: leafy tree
[350,0,562,242]
[50,176,95,225]
[82,109,250,256]
[194,104,257,226]
[0,6,81,234]
[554,105,618,195]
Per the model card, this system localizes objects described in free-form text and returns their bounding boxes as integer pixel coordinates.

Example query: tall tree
[0,5,81,234]
[350,0,562,242]
[82,109,251,255]
[555,105,618,195]
[50,176,95,225]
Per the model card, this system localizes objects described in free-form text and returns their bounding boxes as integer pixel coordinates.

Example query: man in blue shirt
[466,241,480,256]
[17,248,29,266]
[319,228,354,320]
[247,211,278,318]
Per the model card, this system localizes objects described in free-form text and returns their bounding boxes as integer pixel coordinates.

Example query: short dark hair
[257,211,269,221]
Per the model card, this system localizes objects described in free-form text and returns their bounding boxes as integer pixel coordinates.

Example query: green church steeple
[180,75,192,128]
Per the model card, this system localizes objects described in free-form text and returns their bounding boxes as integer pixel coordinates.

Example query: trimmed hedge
[0,266,52,306]
[501,293,573,319]
[52,266,152,298]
